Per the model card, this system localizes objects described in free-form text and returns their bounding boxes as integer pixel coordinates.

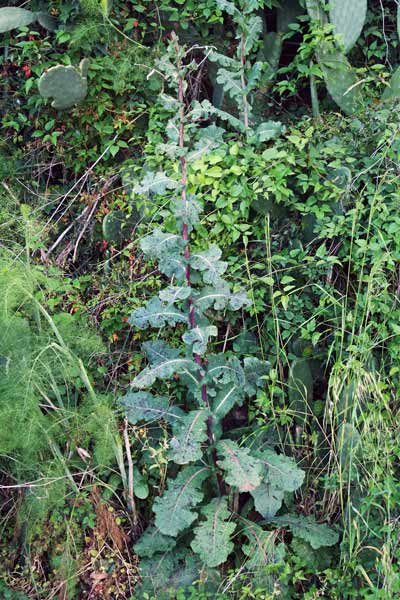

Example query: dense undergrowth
[1,1,400,599]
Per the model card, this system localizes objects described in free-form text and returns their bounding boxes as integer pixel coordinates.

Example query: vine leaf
[272,515,339,549]
[134,526,176,558]
[129,296,187,329]
[154,467,209,537]
[182,326,218,355]
[169,410,210,465]
[191,246,228,284]
[217,440,262,492]
[191,498,236,567]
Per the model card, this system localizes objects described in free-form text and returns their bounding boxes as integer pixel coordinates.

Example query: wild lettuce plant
[208,0,283,141]
[120,34,337,598]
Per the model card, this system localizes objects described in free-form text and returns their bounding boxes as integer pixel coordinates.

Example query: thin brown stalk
[123,418,137,525]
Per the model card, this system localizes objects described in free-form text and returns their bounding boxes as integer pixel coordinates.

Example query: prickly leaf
[244,357,270,395]
[154,467,209,536]
[216,68,243,101]
[159,286,191,303]
[191,246,228,284]
[169,410,209,464]
[305,0,327,23]
[243,524,286,568]
[243,16,263,54]
[217,439,262,492]
[136,551,199,600]
[134,467,149,499]
[255,121,284,142]
[182,326,217,356]
[208,51,240,69]
[212,383,243,419]
[251,485,284,520]
[251,448,305,519]
[273,515,339,549]
[206,354,246,387]
[134,526,176,558]
[337,423,361,472]
[189,125,226,161]
[120,391,180,424]
[257,448,305,493]
[288,359,313,415]
[140,229,185,260]
[172,195,202,231]
[215,0,238,16]
[398,3,400,41]
[195,281,249,311]
[191,498,236,567]
[133,171,180,195]
[132,342,198,389]
[37,12,58,31]
[129,297,187,329]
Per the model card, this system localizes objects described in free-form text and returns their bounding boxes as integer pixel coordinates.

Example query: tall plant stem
[176,51,225,494]
[177,64,209,411]
[240,33,250,131]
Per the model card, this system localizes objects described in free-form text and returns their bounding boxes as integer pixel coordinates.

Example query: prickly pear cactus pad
[305,0,327,24]
[318,49,363,115]
[0,7,36,33]
[329,0,367,53]
[382,66,400,102]
[38,65,88,110]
